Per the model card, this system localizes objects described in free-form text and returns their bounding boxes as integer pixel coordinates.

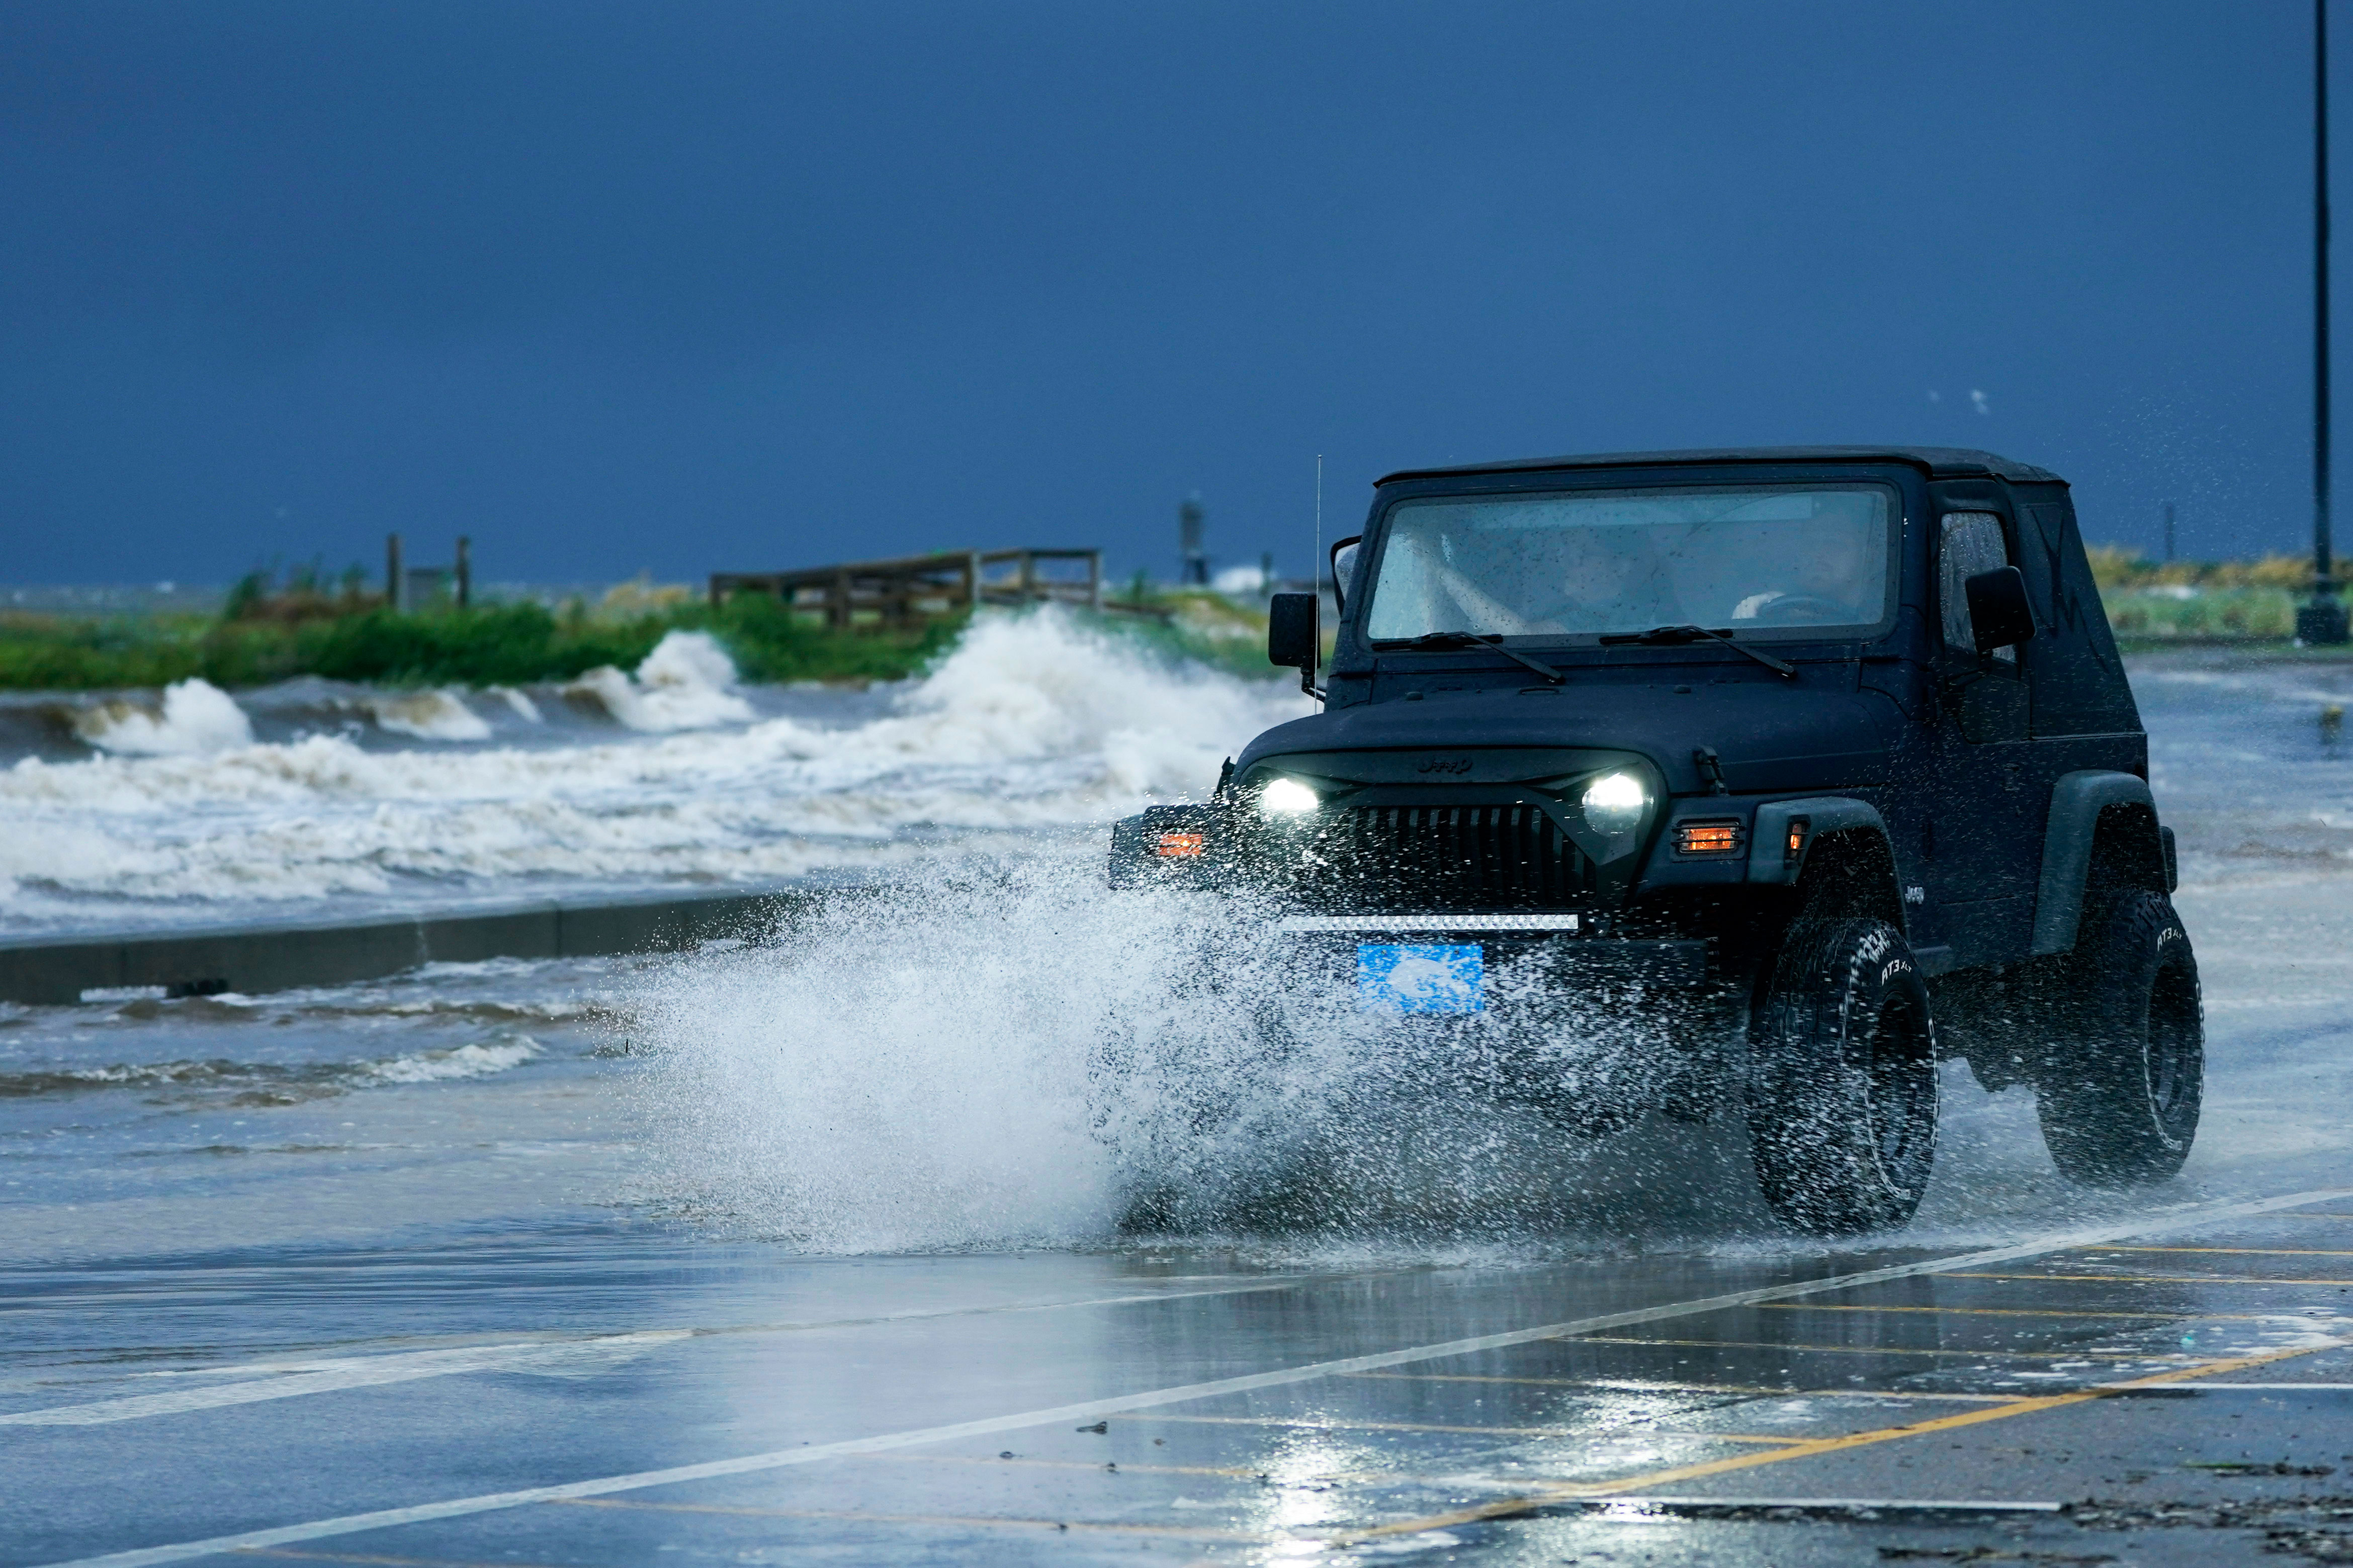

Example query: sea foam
[0,610,1308,925]
[72,679,254,756]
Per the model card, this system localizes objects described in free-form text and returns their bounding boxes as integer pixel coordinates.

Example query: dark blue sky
[1,2,2336,584]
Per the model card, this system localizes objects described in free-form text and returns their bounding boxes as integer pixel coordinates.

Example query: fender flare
[1749,796,1897,895]
[2030,770,2158,956]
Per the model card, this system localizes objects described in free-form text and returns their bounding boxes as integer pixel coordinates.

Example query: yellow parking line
[1949,1271,2353,1287]
[1323,1339,2344,1548]
[1759,1303,2264,1321]
[1119,1412,1805,1443]
[1560,1336,2200,1362]
[553,1496,1280,1543]
[2095,1246,2353,1257]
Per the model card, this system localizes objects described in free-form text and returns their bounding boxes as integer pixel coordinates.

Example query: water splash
[72,679,253,756]
[624,858,1740,1254]
[563,630,756,732]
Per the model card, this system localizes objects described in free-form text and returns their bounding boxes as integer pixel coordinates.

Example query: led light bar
[1155,832,1206,858]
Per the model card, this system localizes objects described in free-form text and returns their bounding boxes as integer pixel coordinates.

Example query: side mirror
[1964,566,2036,653]
[1268,592,1319,689]
[1329,536,1362,612]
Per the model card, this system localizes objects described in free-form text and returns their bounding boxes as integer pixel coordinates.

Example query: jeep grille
[1294,803,1599,912]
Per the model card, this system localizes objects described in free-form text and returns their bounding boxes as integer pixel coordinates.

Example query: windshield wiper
[1597,625,1795,678]
[1370,631,1564,684]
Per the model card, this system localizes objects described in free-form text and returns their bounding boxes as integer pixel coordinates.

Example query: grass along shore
[2091,546,2351,642]
[0,572,1279,693]
[4,547,2347,695]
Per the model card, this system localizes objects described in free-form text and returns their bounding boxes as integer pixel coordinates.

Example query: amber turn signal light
[1673,820,1742,857]
[1156,832,1206,858]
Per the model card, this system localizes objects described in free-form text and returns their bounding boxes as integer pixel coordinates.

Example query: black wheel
[2034,890,2203,1187]
[1748,918,1940,1234]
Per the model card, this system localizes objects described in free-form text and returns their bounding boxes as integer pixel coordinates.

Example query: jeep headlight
[1580,771,1647,831]
[1259,777,1320,816]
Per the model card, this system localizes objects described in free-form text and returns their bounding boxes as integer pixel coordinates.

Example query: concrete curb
[0,886,837,1005]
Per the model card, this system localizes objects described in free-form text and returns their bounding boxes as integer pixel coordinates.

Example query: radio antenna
[1313,453,1324,705]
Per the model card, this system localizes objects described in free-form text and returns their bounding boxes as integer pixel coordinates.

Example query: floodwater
[5,640,2353,1564]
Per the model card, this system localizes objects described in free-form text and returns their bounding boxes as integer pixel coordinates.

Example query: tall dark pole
[2307,0,2351,641]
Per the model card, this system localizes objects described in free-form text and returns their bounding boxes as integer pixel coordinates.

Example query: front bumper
[1277,915,1710,1012]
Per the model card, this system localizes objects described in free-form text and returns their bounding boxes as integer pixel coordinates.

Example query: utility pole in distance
[2303,0,2351,642]
[2164,502,2177,564]
[1178,495,1208,586]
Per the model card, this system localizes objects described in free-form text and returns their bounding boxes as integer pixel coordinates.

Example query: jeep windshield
[1362,484,1897,643]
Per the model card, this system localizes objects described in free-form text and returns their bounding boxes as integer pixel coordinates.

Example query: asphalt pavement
[14,1183,2353,1566]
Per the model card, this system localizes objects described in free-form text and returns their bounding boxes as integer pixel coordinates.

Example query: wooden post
[1087,549,1102,610]
[831,568,851,631]
[386,533,404,613]
[455,536,471,608]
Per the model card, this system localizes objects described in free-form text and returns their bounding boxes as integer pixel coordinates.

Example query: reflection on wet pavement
[15,1192,2353,1565]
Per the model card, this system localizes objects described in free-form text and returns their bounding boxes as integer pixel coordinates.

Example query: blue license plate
[1356,943,1485,1014]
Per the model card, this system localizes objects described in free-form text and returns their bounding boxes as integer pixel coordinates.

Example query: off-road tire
[1748,918,1939,1234]
[2034,890,2202,1187]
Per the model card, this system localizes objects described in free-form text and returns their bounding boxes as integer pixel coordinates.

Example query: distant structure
[385,533,473,612]
[1178,495,1208,585]
[711,548,1104,629]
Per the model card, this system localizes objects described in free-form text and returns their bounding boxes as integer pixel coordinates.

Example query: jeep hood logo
[1418,756,1474,775]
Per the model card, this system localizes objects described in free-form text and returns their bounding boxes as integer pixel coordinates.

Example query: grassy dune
[2090,546,2351,644]
[0,580,1279,693]
[0,593,964,693]
[7,549,2345,694]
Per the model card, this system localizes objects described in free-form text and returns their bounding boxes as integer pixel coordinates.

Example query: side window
[1939,512,2017,664]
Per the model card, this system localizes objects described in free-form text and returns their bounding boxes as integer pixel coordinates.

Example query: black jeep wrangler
[1110,446,2201,1234]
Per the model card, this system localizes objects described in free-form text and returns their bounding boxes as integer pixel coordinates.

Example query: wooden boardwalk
[710,548,1102,629]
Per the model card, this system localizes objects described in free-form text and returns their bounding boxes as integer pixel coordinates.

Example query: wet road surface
[15,1187,2353,1565]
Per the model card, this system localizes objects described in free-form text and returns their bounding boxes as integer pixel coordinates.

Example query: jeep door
[1923,506,2039,964]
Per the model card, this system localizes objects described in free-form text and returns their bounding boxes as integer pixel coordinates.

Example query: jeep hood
[1234,683,1895,797]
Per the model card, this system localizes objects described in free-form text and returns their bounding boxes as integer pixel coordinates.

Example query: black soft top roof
[1376,445,2063,486]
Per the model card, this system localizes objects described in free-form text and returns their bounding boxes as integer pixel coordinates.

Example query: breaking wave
[562,630,756,732]
[71,679,254,756]
[0,1034,543,1103]
[0,610,1308,926]
[366,689,493,742]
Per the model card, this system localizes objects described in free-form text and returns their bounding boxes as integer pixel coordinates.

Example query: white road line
[37,1184,2351,1568]
[0,1336,690,1426]
[1,1277,1339,1427]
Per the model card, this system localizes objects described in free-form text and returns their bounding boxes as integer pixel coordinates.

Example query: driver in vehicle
[1728,525,1874,625]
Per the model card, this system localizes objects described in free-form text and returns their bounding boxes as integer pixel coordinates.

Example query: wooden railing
[710,548,1102,629]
